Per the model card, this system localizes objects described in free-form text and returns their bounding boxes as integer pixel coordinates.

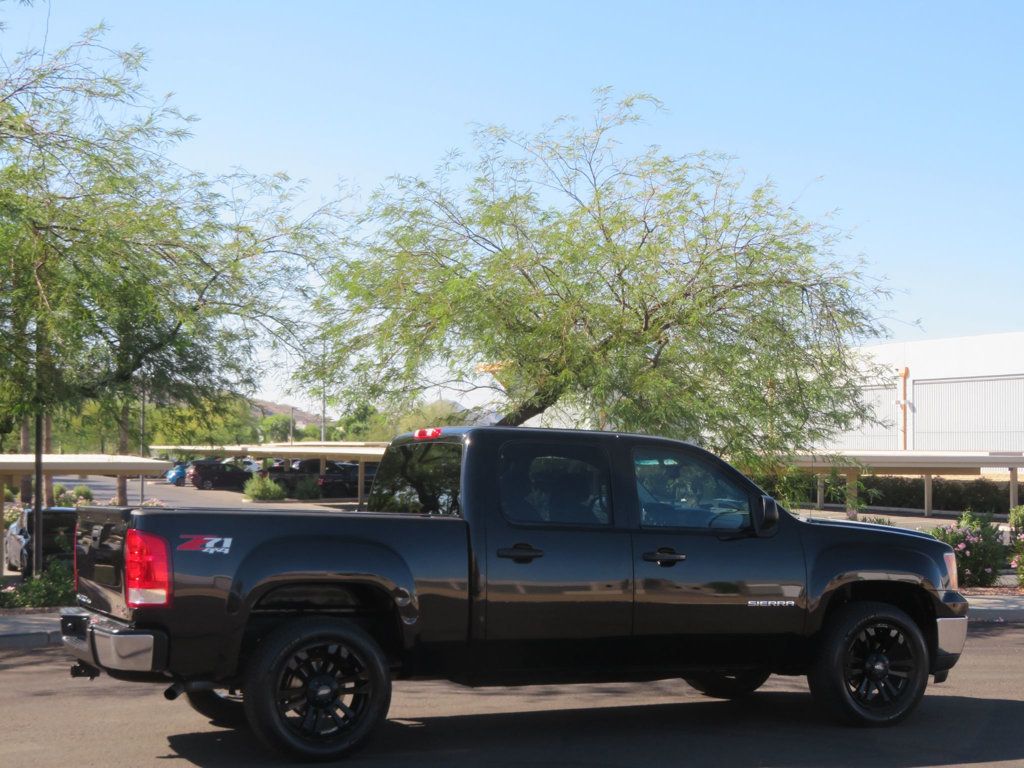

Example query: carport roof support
[791,450,1024,515]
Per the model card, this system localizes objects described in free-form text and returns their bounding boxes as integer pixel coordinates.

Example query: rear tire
[808,601,929,726]
[185,689,247,728]
[243,617,392,761]
[202,480,214,490]
[685,669,771,699]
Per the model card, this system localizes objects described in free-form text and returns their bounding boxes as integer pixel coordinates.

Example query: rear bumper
[60,607,167,674]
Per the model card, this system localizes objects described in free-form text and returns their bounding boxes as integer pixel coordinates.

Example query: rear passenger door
[483,438,633,673]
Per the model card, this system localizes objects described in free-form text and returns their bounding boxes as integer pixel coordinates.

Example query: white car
[222,457,262,474]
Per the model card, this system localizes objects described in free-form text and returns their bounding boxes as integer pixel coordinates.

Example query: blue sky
[4,1,1022,406]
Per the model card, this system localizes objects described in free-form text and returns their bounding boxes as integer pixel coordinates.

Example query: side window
[499,441,612,526]
[633,447,751,530]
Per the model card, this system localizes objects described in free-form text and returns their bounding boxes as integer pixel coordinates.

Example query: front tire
[808,601,929,726]
[685,669,771,699]
[186,689,247,728]
[244,618,392,761]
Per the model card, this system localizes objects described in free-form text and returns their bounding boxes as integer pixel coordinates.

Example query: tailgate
[75,505,133,620]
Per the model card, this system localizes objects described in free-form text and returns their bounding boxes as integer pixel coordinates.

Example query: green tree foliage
[308,92,886,470]
[260,414,293,442]
[0,20,343,494]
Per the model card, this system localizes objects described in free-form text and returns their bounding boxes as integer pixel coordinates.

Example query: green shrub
[931,512,1004,587]
[1010,505,1024,538]
[0,561,76,608]
[292,475,322,500]
[244,475,286,501]
[52,483,66,498]
[3,486,14,503]
[859,516,895,526]
[72,485,93,501]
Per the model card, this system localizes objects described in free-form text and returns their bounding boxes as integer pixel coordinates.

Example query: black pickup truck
[62,426,968,761]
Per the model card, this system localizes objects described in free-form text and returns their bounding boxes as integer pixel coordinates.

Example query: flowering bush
[1011,532,1024,587]
[931,512,1004,587]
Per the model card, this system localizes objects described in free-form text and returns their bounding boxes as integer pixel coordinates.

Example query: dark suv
[190,462,249,491]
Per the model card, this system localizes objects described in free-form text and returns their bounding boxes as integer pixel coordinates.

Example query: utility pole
[289,406,295,444]
[139,382,146,505]
[321,389,327,442]
[32,410,43,578]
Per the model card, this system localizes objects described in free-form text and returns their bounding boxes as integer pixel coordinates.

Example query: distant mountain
[249,398,322,428]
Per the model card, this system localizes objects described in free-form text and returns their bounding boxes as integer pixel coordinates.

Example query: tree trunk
[116,400,130,505]
[19,416,32,503]
[495,385,565,427]
[43,413,54,506]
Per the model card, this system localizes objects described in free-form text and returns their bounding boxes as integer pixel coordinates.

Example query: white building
[825,331,1024,453]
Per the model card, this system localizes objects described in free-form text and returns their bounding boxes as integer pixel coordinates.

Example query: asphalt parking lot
[1,622,1022,768]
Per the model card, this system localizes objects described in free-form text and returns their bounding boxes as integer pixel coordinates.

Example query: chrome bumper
[60,607,161,673]
[936,616,968,658]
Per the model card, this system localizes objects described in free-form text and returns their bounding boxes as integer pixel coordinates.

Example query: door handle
[497,543,544,563]
[643,548,687,566]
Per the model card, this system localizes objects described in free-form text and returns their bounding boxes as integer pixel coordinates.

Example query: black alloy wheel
[809,601,928,725]
[277,641,372,739]
[202,479,214,490]
[843,621,915,710]
[244,618,391,761]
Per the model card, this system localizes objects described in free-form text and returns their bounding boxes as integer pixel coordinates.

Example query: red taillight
[413,427,443,439]
[125,529,172,608]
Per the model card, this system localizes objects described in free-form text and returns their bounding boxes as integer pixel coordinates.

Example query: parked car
[190,461,250,491]
[165,464,186,486]
[183,458,223,487]
[263,458,327,495]
[220,457,261,474]
[316,460,379,498]
[5,507,76,574]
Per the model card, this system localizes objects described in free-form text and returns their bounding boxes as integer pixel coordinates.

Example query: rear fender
[232,537,419,647]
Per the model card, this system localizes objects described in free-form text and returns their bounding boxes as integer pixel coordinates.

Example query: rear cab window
[498,440,613,526]
[367,439,463,516]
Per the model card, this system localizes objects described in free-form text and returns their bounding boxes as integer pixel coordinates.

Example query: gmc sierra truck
[61,426,968,761]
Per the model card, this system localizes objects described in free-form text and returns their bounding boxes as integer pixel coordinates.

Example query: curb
[0,629,62,650]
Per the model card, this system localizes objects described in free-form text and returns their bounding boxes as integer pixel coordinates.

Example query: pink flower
[957,543,966,551]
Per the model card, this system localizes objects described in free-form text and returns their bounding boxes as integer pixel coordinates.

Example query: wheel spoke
[301,707,317,733]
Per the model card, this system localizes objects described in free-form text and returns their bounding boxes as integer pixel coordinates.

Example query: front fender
[806,543,944,634]
[231,536,419,646]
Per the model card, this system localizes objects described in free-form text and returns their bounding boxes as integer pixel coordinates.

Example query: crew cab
[61,426,968,761]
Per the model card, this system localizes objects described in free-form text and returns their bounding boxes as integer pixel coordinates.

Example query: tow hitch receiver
[70,661,100,679]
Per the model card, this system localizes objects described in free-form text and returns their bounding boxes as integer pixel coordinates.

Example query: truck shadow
[165,691,1024,767]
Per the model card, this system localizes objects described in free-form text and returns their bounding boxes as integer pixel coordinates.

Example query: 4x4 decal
[177,535,233,554]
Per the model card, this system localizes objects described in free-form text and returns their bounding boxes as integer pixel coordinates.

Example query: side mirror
[753,495,779,536]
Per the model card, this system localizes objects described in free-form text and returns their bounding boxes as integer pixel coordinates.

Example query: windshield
[367,440,462,516]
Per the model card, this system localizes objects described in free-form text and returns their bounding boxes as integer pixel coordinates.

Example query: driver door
[629,443,806,667]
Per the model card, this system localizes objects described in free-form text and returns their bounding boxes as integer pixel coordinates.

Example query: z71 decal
[177,535,233,555]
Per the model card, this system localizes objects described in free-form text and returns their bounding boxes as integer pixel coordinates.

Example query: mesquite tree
[309,92,887,471]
